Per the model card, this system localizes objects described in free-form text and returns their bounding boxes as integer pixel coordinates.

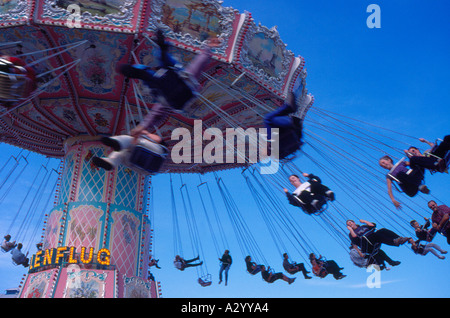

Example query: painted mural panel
[65,203,104,248]
[21,269,58,298]
[36,0,143,32]
[110,209,140,277]
[0,0,32,25]
[161,0,222,40]
[123,276,152,298]
[63,269,109,298]
[43,207,63,249]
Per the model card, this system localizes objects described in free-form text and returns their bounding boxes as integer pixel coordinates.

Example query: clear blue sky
[0,0,449,298]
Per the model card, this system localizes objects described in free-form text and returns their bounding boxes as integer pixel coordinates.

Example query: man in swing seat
[428,200,450,245]
[92,131,168,175]
[260,265,296,284]
[283,172,335,214]
[11,243,29,268]
[282,253,312,279]
[406,135,450,173]
[379,155,429,209]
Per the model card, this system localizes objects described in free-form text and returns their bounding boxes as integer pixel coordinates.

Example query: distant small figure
[1,235,17,252]
[282,253,312,279]
[173,255,203,271]
[260,265,296,284]
[11,243,29,268]
[309,253,346,280]
[244,255,263,275]
[218,250,232,286]
[149,257,161,269]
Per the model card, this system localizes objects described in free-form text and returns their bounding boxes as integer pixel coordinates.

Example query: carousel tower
[0,0,312,298]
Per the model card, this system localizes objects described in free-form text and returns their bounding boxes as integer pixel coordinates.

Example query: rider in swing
[93,29,221,173]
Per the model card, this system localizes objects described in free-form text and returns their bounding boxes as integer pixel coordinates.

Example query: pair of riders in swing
[379,135,450,209]
[92,28,306,175]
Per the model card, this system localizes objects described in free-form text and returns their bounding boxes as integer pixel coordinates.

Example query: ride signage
[29,246,111,271]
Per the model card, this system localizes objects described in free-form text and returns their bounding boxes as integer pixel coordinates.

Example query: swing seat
[198,275,212,287]
[426,142,450,174]
[154,68,196,110]
[292,195,328,216]
[128,136,168,175]
[312,265,328,278]
[0,56,36,103]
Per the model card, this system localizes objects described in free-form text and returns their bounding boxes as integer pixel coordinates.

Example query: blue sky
[0,0,449,298]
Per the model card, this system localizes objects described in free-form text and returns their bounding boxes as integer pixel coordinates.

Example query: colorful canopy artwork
[0,0,313,173]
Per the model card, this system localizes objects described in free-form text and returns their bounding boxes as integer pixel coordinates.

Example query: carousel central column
[20,136,159,298]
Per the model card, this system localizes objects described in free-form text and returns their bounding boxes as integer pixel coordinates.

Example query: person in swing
[218,249,232,286]
[262,79,305,159]
[282,253,312,279]
[117,28,222,135]
[92,130,167,173]
[173,255,203,271]
[260,265,296,284]
[1,235,17,252]
[244,255,263,275]
[11,243,29,268]
[308,253,346,280]
[346,219,414,254]
[378,155,429,209]
[283,172,335,213]
[405,135,450,173]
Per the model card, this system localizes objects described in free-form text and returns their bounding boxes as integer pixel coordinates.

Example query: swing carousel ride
[1,0,449,299]
[0,0,312,298]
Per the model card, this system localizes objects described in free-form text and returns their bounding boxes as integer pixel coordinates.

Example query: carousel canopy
[0,0,313,173]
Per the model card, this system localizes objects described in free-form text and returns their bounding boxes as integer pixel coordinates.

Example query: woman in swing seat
[379,155,429,209]
[346,219,413,254]
[283,172,335,214]
[349,244,401,270]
